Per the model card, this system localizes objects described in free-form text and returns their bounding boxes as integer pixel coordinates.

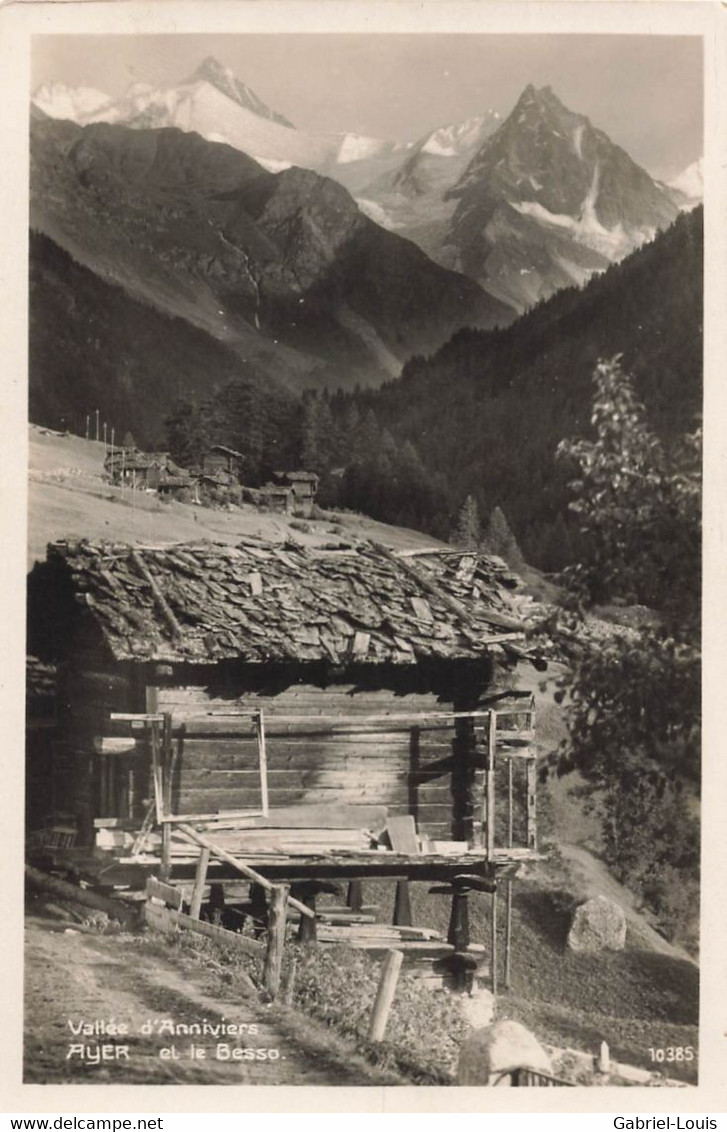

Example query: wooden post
[189,847,210,920]
[491,887,498,998]
[255,710,269,816]
[282,954,298,1006]
[526,757,537,850]
[127,768,135,820]
[597,1041,610,1075]
[368,949,403,1042]
[484,711,497,860]
[347,880,363,913]
[447,888,470,951]
[161,712,173,881]
[208,882,226,923]
[393,880,412,927]
[263,884,289,999]
[297,889,317,945]
[505,754,513,989]
[504,880,513,989]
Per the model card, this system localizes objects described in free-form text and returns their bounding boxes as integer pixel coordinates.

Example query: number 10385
[648,1047,695,1063]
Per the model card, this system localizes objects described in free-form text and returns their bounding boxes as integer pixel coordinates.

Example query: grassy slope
[27,424,446,569]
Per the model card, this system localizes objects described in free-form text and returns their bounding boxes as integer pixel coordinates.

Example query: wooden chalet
[27,537,545,982]
[201,445,245,481]
[272,470,319,516]
[105,449,192,495]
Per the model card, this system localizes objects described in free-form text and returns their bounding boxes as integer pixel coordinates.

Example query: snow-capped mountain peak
[441,83,679,312]
[419,112,501,158]
[187,55,294,128]
[32,80,116,124]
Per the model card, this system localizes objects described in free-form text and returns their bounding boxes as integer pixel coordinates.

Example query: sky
[32,34,703,179]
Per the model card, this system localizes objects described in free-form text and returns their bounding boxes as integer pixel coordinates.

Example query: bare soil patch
[24,912,398,1086]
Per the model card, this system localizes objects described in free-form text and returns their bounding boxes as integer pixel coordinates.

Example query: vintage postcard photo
[2,0,724,1112]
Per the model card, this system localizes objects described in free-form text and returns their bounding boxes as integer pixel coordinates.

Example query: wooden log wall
[54,655,144,837]
[156,683,464,838]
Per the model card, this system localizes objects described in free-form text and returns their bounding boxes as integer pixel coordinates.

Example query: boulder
[457,1020,552,1085]
[567,895,626,953]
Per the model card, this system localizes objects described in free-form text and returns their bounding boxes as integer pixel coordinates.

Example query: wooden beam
[130,550,183,638]
[377,543,524,632]
[189,847,211,920]
[25,865,139,928]
[175,824,315,919]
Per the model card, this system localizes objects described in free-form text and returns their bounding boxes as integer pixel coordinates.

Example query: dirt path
[24,915,392,1086]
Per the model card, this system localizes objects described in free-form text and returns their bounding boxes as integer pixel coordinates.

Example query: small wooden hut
[26,537,544,975]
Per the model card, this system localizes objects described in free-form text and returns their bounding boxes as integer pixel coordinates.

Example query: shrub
[287,945,467,1080]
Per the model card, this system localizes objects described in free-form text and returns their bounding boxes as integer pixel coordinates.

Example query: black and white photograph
[3,0,722,1107]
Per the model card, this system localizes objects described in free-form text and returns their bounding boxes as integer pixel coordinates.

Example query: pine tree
[482,505,525,568]
[451,495,481,549]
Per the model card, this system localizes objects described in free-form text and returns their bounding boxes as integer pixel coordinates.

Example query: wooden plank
[386,815,419,855]
[173,751,452,776]
[93,737,137,755]
[161,808,265,824]
[336,940,456,955]
[223,804,388,830]
[350,631,371,659]
[175,769,453,790]
[315,923,442,941]
[143,901,264,957]
[111,712,164,723]
[146,875,183,911]
[172,738,454,765]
